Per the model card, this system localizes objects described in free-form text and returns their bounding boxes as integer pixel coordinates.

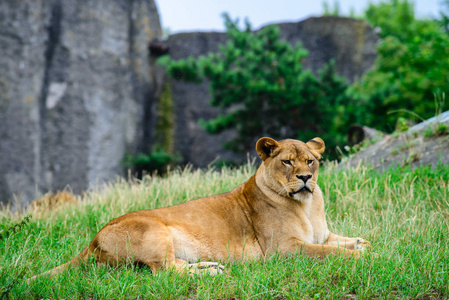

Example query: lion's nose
[296,174,312,183]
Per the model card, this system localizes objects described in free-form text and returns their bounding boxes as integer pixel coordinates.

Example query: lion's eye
[307,160,314,165]
[282,160,292,166]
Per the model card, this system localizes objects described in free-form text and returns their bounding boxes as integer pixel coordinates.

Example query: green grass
[424,122,449,138]
[1,162,448,299]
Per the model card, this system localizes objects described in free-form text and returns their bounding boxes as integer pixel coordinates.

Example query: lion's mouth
[289,186,312,197]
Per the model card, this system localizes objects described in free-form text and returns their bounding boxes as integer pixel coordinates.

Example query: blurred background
[1,0,448,208]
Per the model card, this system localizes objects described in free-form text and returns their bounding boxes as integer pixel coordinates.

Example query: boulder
[341,111,449,172]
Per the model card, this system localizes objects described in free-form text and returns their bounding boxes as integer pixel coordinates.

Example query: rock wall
[277,16,378,82]
[167,16,379,167]
[167,32,239,167]
[0,0,162,208]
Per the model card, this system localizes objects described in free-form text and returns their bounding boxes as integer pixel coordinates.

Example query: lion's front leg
[277,238,364,258]
[325,232,373,251]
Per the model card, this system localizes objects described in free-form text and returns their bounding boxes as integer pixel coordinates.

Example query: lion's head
[255,137,325,203]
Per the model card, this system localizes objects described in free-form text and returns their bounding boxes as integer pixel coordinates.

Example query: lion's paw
[188,262,225,276]
[354,238,373,251]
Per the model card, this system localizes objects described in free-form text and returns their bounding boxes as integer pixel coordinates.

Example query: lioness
[32,137,372,279]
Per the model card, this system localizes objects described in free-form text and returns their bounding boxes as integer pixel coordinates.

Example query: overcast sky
[156,0,443,34]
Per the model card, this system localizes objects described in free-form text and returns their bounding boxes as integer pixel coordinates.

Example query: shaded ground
[341,111,449,172]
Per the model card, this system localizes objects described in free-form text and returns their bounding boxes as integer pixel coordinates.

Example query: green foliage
[351,0,449,131]
[123,148,177,177]
[0,214,32,241]
[155,82,175,154]
[314,60,358,154]
[365,0,419,41]
[395,117,411,132]
[1,268,26,298]
[343,136,380,155]
[124,83,177,177]
[322,0,341,16]
[423,122,449,138]
[158,56,203,83]
[161,14,354,158]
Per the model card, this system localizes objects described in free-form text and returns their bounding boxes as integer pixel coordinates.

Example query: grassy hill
[1,162,448,299]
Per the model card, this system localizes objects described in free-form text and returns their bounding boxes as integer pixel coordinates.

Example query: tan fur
[30,137,372,280]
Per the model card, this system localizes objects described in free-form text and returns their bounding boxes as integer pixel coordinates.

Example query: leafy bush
[351,0,449,131]
[123,149,178,177]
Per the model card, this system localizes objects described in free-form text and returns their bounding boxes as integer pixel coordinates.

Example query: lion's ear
[306,137,325,158]
[256,137,279,161]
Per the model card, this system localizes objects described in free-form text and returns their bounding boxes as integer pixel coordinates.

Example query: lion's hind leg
[92,218,226,276]
[118,225,223,276]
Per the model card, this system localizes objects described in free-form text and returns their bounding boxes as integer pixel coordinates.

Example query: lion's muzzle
[289,183,313,197]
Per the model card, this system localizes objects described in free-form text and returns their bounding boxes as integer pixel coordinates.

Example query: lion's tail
[28,242,95,282]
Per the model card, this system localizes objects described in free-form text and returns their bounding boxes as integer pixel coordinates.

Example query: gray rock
[167,32,239,167]
[276,16,378,82]
[0,0,162,209]
[0,0,51,208]
[341,110,449,172]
